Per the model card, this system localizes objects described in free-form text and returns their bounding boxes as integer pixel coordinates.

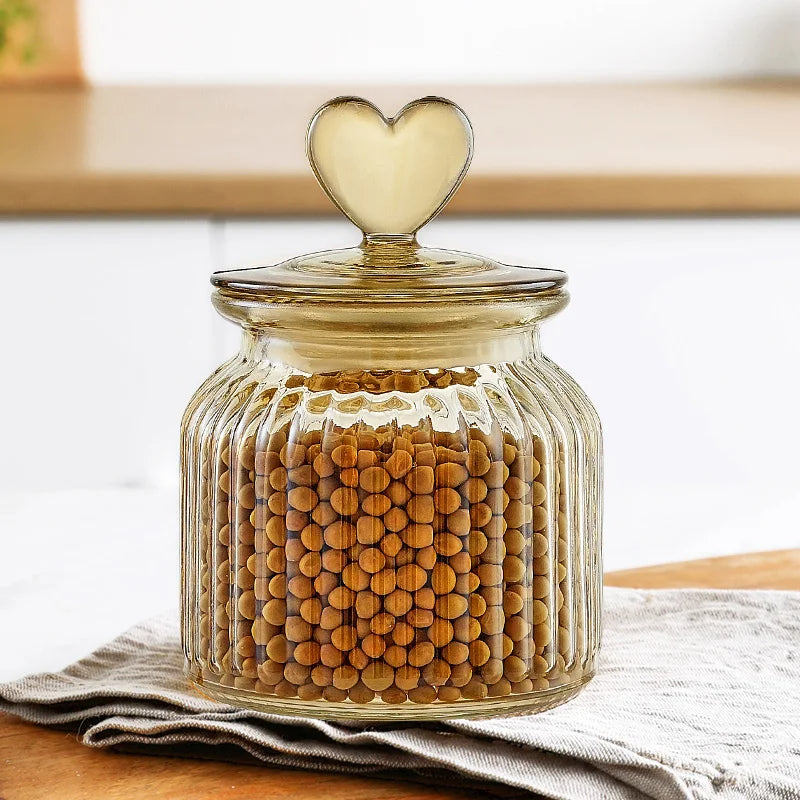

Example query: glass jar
[181,96,602,720]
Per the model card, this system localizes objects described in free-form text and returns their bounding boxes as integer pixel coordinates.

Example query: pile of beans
[191,369,583,707]
[305,367,481,394]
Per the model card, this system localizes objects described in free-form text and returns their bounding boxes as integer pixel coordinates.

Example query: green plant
[0,0,39,65]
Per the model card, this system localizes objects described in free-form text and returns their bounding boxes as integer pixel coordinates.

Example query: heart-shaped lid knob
[307,96,474,237]
[213,94,567,324]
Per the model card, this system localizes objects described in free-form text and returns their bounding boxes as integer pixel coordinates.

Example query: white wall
[0,220,218,490]
[80,0,800,84]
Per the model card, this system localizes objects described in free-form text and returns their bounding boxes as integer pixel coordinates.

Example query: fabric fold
[3,587,800,800]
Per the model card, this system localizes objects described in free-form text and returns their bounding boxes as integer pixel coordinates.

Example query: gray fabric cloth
[2,588,800,800]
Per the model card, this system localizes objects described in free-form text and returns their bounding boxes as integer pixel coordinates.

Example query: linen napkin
[2,588,799,800]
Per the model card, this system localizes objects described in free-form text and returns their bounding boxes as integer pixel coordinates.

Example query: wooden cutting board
[1,548,798,799]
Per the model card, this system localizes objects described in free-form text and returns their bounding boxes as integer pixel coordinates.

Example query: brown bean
[414,586,436,610]
[385,449,413,479]
[321,547,348,571]
[383,506,409,533]
[506,615,531,641]
[408,642,435,667]
[269,467,289,492]
[394,665,420,691]
[429,618,454,647]
[392,620,415,646]
[443,641,470,665]
[312,502,339,527]
[266,635,291,664]
[449,551,471,574]
[446,509,471,536]
[381,687,408,704]
[313,452,335,478]
[380,532,403,557]
[384,644,407,667]
[287,486,319,513]
[263,598,286,626]
[386,481,412,507]
[405,466,434,495]
[467,442,491,476]
[330,487,359,517]
[485,461,510,488]
[359,466,391,493]
[533,505,548,531]
[324,521,357,549]
[422,659,451,687]
[362,493,392,516]
[332,664,359,690]
[431,563,456,595]
[362,634,386,659]
[406,608,434,628]
[462,477,488,503]
[361,662,394,691]
[370,611,395,635]
[331,625,357,651]
[330,445,357,469]
[348,682,376,704]
[280,443,306,469]
[300,523,324,551]
[353,589,380,619]
[401,523,433,549]
[298,551,322,578]
[469,502,492,528]
[328,586,355,610]
[407,495,434,523]
[434,532,462,557]
[438,686,462,702]
[370,568,397,596]
[294,641,321,666]
[435,593,469,619]
[356,449,379,471]
[358,547,386,574]
[285,616,312,642]
[397,563,427,592]
[437,463,469,490]
[269,574,287,599]
[384,589,413,617]
[342,562,370,591]
[356,515,384,544]
[408,685,438,704]
[434,488,461,515]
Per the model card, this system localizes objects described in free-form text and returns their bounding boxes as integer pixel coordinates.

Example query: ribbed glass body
[181,325,602,720]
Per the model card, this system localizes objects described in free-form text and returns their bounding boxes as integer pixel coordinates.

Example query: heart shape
[307,96,473,237]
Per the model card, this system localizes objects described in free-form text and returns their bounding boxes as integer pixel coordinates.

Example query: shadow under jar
[180,239,602,720]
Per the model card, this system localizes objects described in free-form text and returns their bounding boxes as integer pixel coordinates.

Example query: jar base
[187,671,594,721]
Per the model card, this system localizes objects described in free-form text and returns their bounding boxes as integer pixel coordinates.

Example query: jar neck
[238,326,541,372]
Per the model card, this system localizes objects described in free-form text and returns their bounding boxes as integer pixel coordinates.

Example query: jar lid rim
[212,244,568,304]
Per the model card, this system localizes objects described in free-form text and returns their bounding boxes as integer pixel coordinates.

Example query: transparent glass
[180,323,602,720]
[181,94,602,719]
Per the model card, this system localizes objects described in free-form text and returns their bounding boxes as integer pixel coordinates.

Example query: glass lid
[212,96,567,304]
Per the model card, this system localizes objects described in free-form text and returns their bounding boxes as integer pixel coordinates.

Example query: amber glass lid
[212,96,566,305]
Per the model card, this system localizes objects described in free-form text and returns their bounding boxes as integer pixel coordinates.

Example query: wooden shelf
[1,83,800,215]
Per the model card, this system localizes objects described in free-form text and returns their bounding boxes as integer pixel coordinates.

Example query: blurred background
[1,0,799,679]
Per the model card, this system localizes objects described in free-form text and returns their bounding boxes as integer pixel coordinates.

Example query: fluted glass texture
[181,330,602,720]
